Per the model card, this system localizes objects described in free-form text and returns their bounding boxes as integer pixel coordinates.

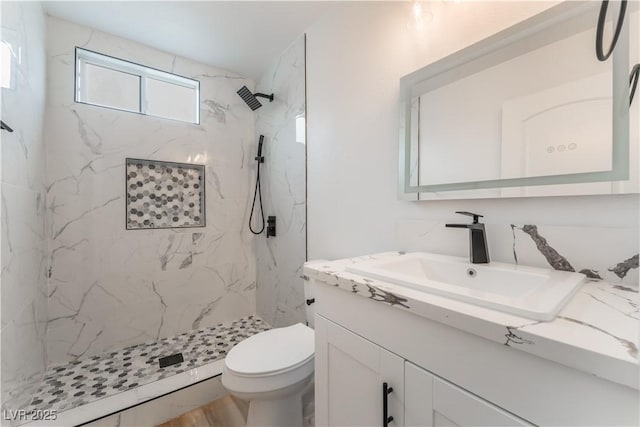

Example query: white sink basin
[345,252,586,321]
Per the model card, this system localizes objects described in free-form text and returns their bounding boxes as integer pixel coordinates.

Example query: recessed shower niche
[126,158,205,230]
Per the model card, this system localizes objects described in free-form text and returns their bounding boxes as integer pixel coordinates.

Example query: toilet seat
[222,323,315,394]
[227,353,314,378]
[225,323,314,376]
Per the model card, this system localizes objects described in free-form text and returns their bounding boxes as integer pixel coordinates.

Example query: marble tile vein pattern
[395,220,638,287]
[11,316,269,424]
[609,254,639,279]
[556,315,637,358]
[511,224,639,282]
[255,35,307,328]
[1,0,49,411]
[45,16,257,365]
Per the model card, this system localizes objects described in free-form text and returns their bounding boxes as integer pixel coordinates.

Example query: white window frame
[75,47,200,124]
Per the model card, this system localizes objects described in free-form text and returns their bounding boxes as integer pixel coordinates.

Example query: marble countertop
[304,252,639,390]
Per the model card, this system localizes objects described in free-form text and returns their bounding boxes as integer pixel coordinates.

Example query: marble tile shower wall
[1,1,49,410]
[45,17,257,365]
[255,36,307,327]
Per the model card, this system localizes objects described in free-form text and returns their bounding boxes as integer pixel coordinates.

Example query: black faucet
[446,211,490,264]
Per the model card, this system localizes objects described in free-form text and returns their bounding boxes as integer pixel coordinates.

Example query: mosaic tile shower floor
[15,316,269,416]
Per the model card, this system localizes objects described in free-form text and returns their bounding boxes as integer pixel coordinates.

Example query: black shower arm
[254,93,274,102]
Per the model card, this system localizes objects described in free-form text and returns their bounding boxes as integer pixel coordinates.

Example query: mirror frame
[399,2,630,195]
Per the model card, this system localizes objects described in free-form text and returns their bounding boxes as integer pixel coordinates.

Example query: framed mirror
[399,1,638,200]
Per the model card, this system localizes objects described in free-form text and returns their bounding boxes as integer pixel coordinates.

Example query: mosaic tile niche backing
[126,158,205,229]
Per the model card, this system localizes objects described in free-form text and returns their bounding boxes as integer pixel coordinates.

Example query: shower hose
[249,154,265,235]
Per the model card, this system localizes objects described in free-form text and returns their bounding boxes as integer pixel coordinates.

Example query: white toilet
[222,283,316,426]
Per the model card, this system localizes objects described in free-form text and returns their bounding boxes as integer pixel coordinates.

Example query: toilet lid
[225,323,314,376]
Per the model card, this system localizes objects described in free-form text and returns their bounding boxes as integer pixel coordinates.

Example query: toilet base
[230,377,312,427]
[247,391,302,427]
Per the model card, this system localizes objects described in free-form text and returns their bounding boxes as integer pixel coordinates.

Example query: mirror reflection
[401,2,638,199]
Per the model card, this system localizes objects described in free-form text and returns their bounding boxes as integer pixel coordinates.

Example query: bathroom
[0,0,637,426]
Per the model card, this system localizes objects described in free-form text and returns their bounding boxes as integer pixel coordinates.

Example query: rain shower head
[237,86,274,110]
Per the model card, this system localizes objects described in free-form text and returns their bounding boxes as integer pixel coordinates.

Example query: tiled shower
[45,15,258,365]
[1,2,307,422]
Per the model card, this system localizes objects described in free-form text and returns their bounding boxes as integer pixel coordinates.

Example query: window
[1,28,20,90]
[75,48,200,124]
[0,41,13,89]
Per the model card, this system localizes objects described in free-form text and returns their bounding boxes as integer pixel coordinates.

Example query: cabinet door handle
[382,382,394,426]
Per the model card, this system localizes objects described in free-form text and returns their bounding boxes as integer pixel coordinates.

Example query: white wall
[306,2,638,284]
[45,17,257,365]
[255,36,307,327]
[0,0,48,412]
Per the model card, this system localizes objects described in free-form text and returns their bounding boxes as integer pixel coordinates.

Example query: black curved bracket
[595,0,627,62]
[630,63,640,106]
[254,93,274,102]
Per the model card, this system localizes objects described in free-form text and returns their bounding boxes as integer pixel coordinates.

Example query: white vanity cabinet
[316,315,532,427]
[315,315,404,427]
[405,362,531,427]
[312,277,639,426]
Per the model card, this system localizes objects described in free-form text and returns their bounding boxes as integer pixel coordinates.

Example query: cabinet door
[315,315,404,427]
[405,362,532,427]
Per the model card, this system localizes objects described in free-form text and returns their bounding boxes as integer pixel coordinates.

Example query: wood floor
[158,383,314,427]
[157,395,249,427]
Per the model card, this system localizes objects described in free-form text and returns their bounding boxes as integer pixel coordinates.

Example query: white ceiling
[43,1,336,79]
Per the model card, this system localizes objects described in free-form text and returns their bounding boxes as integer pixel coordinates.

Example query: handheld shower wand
[249,135,265,234]
[256,136,264,163]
